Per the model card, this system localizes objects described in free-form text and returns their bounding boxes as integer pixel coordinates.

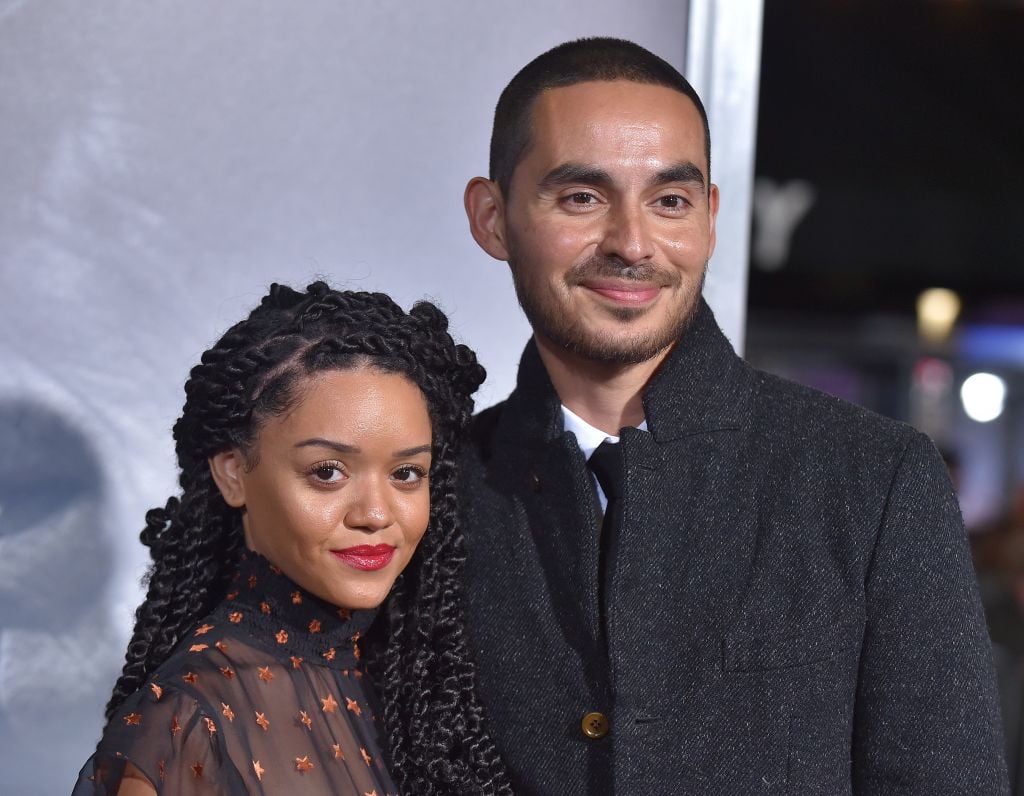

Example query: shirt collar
[560,404,648,460]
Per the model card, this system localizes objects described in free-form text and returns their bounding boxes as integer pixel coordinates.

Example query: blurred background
[1,0,1021,792]
[748,0,1024,788]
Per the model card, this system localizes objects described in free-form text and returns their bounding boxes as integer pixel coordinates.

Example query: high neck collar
[212,551,378,669]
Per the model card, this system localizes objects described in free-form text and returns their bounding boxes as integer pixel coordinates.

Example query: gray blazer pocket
[723,620,859,673]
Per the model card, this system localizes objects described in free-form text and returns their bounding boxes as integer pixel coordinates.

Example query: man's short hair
[489,37,711,197]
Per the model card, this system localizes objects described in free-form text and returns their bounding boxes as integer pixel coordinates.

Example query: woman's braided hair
[105,281,512,794]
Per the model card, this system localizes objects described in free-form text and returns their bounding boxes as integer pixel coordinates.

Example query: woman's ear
[208,450,248,508]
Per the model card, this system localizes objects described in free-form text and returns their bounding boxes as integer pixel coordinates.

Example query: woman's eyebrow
[294,439,431,458]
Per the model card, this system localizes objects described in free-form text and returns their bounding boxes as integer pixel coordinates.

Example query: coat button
[581,711,609,739]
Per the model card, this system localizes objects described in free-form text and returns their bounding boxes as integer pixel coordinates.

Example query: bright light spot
[917,288,961,343]
[960,372,1006,423]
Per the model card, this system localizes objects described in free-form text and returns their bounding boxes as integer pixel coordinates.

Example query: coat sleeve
[852,430,1009,794]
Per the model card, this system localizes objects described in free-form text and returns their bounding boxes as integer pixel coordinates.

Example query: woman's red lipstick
[332,544,396,571]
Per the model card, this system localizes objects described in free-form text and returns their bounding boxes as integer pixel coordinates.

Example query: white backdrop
[0,2,758,791]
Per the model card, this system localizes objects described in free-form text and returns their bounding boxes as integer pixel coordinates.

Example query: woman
[74,282,512,795]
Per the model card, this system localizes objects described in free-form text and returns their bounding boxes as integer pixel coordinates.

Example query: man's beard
[508,253,706,365]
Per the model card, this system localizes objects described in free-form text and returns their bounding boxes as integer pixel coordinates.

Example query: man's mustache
[566,255,679,286]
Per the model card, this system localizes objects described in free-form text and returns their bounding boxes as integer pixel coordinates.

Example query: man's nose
[596,204,655,266]
[344,479,395,533]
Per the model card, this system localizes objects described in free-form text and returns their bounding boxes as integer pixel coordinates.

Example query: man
[459,37,1008,794]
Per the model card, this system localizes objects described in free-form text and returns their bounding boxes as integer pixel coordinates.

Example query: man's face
[498,80,718,365]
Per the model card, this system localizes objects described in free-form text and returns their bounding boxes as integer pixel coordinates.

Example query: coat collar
[503,298,754,445]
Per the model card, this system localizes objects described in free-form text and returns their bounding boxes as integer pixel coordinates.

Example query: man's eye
[392,465,427,485]
[568,192,597,204]
[658,195,687,208]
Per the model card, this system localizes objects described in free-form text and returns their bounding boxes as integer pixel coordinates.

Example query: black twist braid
[104,281,512,794]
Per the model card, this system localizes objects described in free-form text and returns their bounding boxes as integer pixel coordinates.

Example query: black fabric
[590,440,625,634]
[73,553,397,795]
[458,299,1009,795]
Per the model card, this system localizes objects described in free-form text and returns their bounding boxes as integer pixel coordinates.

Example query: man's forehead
[525,80,708,170]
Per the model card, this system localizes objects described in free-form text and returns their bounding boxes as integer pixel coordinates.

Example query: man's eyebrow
[294,439,432,458]
[539,163,613,189]
[650,162,706,190]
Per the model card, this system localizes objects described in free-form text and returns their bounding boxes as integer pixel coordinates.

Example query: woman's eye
[392,465,427,485]
[310,463,345,484]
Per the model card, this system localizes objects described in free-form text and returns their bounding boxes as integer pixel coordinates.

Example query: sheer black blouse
[73,553,398,795]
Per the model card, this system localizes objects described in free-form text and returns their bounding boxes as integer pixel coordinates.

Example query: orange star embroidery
[194,624,214,635]
[226,590,239,601]
[291,590,303,605]
[321,693,339,714]
[248,575,258,588]
[219,666,235,680]
[228,611,243,624]
[258,666,274,683]
[308,619,321,633]
[290,656,303,669]
[295,756,314,773]
[352,632,362,660]
[275,629,289,644]
[252,759,265,781]
[255,711,270,731]
[345,697,362,716]
[260,601,271,615]
[182,672,198,684]
[366,791,378,796]
[269,564,282,575]
[150,683,163,700]
[124,712,142,726]
[360,747,372,766]
[204,717,217,737]
[322,647,336,662]
[299,710,312,730]
[158,760,166,781]
[337,607,352,621]
[189,643,209,652]
[221,703,235,722]
[191,762,203,779]
[215,640,228,653]
[170,716,181,736]
[332,743,345,760]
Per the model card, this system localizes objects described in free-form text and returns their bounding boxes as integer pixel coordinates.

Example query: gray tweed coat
[458,300,1008,795]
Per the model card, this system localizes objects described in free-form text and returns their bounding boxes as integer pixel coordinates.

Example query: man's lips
[582,281,662,304]
[331,544,396,571]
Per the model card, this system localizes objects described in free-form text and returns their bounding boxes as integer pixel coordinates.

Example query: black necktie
[589,439,625,632]
[589,439,625,520]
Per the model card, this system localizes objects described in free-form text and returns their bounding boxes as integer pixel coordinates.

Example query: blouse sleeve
[73,684,245,795]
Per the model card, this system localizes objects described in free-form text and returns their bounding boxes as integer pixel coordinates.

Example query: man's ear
[209,450,248,508]
[464,177,510,261]
[706,182,720,261]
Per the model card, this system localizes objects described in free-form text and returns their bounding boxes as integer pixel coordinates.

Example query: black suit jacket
[458,301,1008,794]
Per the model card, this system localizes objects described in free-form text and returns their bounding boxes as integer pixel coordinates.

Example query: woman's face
[210,366,433,610]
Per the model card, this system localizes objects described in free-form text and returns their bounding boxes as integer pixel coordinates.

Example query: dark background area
[750,0,1024,319]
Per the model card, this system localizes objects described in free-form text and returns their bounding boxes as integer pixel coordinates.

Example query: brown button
[581,711,609,739]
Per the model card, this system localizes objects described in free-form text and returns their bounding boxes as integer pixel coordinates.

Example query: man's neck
[534,333,671,436]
